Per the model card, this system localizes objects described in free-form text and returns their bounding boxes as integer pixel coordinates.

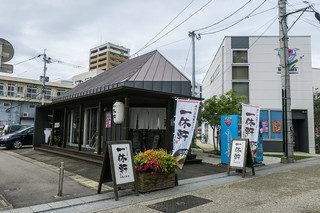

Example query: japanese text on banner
[241,104,260,157]
[172,99,200,169]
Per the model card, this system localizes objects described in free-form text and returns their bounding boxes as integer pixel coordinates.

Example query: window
[7,83,15,97]
[232,82,249,103]
[232,66,249,103]
[57,90,65,96]
[27,86,37,99]
[3,102,11,107]
[232,66,248,80]
[44,88,51,100]
[17,86,24,95]
[233,50,248,63]
[0,83,4,96]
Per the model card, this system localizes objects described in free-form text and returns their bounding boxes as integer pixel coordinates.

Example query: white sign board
[111,143,135,185]
[229,139,246,168]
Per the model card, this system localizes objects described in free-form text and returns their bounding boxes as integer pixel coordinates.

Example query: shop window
[260,110,269,139]
[232,82,249,103]
[233,50,248,63]
[270,111,282,139]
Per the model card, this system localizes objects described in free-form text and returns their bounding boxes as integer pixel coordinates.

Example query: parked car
[0,125,6,136]
[4,124,30,135]
[0,126,34,149]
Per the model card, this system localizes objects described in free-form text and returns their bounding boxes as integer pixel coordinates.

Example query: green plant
[134,149,177,173]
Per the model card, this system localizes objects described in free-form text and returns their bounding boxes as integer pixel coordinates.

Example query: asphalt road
[0,147,96,208]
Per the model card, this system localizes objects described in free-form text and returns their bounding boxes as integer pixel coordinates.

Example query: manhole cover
[148,195,212,212]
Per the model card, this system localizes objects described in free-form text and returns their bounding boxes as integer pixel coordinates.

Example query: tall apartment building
[0,75,73,125]
[89,42,130,71]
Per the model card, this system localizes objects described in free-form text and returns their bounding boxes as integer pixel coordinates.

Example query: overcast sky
[1,0,319,84]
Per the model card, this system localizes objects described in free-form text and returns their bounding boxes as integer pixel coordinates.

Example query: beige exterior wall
[89,42,130,71]
[0,75,73,104]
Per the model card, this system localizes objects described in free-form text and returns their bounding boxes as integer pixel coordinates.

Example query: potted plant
[134,149,177,192]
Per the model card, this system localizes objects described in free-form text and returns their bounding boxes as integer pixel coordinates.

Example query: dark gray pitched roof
[54,50,191,102]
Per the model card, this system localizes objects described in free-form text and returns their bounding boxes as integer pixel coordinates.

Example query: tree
[200,90,245,150]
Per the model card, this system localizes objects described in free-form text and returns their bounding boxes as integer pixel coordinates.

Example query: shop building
[202,36,319,153]
[33,50,194,160]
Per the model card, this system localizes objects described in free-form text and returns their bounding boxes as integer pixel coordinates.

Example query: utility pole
[188,31,201,97]
[41,49,51,105]
[279,0,294,163]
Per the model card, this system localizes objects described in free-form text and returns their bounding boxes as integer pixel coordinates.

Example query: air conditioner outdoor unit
[23,112,28,117]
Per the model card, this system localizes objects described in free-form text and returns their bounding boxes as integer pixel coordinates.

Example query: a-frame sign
[227,138,255,178]
[98,140,138,200]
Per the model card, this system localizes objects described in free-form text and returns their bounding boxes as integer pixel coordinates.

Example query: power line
[132,0,194,56]
[182,39,193,73]
[13,55,41,66]
[200,0,269,35]
[194,0,252,32]
[132,0,213,56]
[50,58,88,70]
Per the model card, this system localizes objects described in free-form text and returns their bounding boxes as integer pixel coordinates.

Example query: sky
[1,0,319,84]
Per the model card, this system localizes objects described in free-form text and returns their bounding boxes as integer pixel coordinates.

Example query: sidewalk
[1,155,320,212]
[1,144,320,212]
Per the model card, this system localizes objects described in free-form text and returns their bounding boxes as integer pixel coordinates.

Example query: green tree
[200,90,245,150]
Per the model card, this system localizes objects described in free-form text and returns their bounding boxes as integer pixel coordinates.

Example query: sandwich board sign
[98,140,137,201]
[227,139,255,178]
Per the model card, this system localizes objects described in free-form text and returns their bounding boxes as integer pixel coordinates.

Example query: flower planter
[136,172,175,193]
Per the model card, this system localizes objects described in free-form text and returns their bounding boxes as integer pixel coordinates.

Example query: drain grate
[147,195,212,213]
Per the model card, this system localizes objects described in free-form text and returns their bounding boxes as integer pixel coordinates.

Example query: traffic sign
[0,64,13,73]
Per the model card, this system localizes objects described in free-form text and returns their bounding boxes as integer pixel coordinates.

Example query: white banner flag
[241,104,260,157]
[172,99,200,169]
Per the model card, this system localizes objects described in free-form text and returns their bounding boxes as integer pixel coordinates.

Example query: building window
[232,66,248,80]
[233,50,248,63]
[27,86,37,99]
[56,89,65,96]
[232,82,249,103]
[7,83,15,97]
[3,102,11,107]
[45,88,51,100]
[0,83,4,96]
[17,86,24,95]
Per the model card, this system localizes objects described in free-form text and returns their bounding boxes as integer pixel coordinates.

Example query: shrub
[134,149,177,174]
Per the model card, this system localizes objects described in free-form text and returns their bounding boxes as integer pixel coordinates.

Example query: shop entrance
[292,110,309,152]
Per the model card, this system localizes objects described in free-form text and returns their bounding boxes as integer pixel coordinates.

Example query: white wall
[202,36,316,153]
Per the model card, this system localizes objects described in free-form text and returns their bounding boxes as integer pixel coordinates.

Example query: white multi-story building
[202,36,319,154]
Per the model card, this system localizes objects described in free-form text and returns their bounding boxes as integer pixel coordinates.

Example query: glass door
[83,107,98,149]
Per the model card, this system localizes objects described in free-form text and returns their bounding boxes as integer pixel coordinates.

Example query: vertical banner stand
[227,139,255,178]
[98,140,138,201]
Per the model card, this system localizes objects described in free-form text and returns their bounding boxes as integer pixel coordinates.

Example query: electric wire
[132,0,213,56]
[132,0,194,56]
[194,0,252,32]
[200,5,277,34]
[182,39,193,73]
[13,55,41,66]
[200,0,268,35]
